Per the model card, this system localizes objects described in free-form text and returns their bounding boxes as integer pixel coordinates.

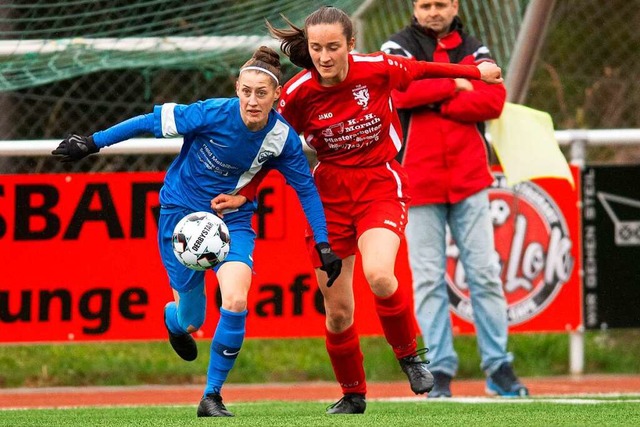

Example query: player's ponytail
[266,16,311,69]
[240,46,282,87]
[267,6,354,70]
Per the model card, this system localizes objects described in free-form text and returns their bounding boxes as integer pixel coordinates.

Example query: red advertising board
[448,167,583,334]
[0,168,581,343]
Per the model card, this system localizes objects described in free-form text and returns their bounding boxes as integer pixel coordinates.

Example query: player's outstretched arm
[395,53,502,85]
[52,114,156,163]
[51,134,99,162]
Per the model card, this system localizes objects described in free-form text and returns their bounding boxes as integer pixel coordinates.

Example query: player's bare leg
[359,228,434,394]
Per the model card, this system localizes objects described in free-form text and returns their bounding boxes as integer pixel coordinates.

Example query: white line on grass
[372,395,640,404]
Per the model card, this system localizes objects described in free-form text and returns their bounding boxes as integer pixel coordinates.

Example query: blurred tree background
[1,1,637,141]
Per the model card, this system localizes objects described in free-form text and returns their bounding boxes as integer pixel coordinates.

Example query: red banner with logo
[0,168,581,343]
[448,168,583,334]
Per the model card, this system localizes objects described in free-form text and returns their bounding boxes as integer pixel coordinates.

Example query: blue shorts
[158,207,256,292]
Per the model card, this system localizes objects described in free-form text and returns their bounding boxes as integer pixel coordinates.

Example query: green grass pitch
[3,398,640,427]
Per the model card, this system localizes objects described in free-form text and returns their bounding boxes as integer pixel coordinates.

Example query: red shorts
[306,160,410,268]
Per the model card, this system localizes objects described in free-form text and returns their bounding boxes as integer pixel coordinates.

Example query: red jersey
[277,52,480,168]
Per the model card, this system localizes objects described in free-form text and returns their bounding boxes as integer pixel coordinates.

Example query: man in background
[381,0,528,397]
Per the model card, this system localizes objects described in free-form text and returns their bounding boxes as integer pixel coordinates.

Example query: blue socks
[164,284,207,335]
[166,291,247,396]
[204,307,248,395]
[164,302,184,335]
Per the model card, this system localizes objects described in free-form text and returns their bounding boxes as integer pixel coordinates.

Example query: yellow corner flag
[488,102,574,187]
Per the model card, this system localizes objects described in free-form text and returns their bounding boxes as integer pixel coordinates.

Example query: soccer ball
[172,212,231,271]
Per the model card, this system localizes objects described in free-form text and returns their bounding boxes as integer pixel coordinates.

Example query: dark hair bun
[253,46,280,68]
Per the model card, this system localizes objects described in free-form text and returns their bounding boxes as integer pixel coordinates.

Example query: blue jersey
[93,98,328,244]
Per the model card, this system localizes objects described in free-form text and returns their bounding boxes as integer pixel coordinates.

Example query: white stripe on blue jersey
[235,119,289,191]
[160,103,179,137]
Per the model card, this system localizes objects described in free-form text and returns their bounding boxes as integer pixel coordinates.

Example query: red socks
[325,324,367,395]
[374,286,417,359]
[324,287,416,395]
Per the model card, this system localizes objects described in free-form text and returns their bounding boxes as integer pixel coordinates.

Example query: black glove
[52,134,99,162]
[315,242,342,288]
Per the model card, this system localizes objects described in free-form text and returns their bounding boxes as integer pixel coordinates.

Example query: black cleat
[399,348,434,394]
[326,393,366,414]
[197,393,234,417]
[428,371,453,398]
[164,310,197,361]
[486,363,529,397]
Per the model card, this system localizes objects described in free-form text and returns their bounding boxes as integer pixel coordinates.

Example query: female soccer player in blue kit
[51,46,341,418]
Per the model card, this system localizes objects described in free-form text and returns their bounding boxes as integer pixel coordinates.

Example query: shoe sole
[428,391,452,398]
[485,383,529,397]
[197,410,234,417]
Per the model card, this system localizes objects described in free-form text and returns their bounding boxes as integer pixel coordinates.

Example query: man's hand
[210,194,248,217]
[454,78,473,92]
[51,134,99,162]
[477,61,503,84]
[315,242,342,287]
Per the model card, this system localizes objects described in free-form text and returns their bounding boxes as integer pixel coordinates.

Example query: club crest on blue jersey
[258,150,275,164]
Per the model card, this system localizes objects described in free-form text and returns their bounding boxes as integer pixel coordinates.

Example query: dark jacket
[382,17,506,205]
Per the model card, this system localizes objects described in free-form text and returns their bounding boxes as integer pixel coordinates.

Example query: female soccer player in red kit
[212,6,502,414]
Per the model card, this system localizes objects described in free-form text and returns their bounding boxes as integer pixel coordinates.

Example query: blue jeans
[405,189,513,377]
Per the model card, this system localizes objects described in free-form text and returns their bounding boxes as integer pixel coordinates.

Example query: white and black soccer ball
[172,212,231,271]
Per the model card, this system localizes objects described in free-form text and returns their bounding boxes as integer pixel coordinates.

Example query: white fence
[2,128,640,159]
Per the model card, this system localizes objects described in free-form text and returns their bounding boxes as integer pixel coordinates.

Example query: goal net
[1,0,528,91]
[0,0,530,174]
[0,0,363,92]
